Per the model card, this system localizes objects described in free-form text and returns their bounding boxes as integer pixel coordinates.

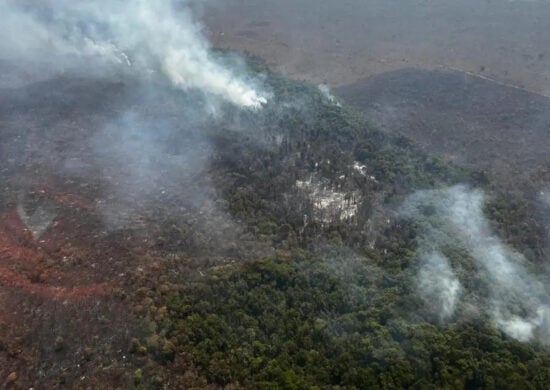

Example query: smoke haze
[0,0,272,251]
[0,0,267,108]
[401,185,550,344]
[416,252,462,323]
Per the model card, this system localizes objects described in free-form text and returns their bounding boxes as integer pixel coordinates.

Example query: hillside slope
[0,64,548,388]
[336,68,550,194]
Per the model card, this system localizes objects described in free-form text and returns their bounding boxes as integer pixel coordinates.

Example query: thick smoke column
[0,0,267,108]
[401,185,550,343]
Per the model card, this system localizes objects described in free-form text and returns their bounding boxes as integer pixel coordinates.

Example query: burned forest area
[1,1,550,390]
[0,60,548,389]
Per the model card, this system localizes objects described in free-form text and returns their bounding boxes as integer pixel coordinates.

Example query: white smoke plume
[401,185,550,344]
[0,0,267,108]
[318,84,341,106]
[416,252,462,323]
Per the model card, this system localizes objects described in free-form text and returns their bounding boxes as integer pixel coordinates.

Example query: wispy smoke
[0,0,267,108]
[90,108,211,229]
[401,185,550,344]
[0,0,268,251]
[416,252,462,323]
[317,84,341,106]
[16,195,58,239]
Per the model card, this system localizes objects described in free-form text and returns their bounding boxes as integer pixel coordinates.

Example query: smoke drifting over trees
[401,185,550,344]
[416,252,462,323]
[1,1,550,387]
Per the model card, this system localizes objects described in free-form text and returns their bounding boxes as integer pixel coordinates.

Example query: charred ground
[0,61,548,388]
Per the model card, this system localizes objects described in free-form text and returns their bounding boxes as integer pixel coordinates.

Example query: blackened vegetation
[130,69,549,388]
[209,73,472,252]
[0,61,548,388]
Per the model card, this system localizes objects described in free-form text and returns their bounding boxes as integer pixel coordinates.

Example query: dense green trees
[135,251,548,389]
[128,65,549,388]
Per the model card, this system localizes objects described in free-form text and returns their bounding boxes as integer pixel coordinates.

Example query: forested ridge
[124,63,550,389]
[2,2,549,388]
